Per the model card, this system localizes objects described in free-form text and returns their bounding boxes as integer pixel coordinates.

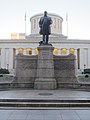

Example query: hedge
[0,68,10,74]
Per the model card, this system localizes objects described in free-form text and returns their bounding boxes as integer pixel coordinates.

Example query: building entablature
[0,38,90,45]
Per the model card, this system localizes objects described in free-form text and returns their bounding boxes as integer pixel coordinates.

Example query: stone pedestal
[34,45,57,89]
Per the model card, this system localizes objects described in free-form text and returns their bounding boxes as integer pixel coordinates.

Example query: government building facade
[0,13,90,73]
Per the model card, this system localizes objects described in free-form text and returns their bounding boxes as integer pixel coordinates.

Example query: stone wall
[54,54,77,88]
[15,53,77,88]
[15,54,37,88]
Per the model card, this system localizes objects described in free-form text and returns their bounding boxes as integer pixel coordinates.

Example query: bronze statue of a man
[39,11,52,44]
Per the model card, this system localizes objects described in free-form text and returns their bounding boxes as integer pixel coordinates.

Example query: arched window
[34,48,38,55]
[53,48,58,55]
[18,48,23,54]
[58,19,60,29]
[69,48,74,54]
[61,48,67,54]
[26,48,32,55]
[54,18,56,28]
[34,19,36,29]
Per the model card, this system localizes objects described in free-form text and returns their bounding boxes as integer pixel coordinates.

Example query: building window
[58,19,60,29]
[26,48,32,55]
[61,48,67,54]
[34,48,38,55]
[69,48,74,54]
[37,18,39,28]
[0,49,1,55]
[60,21,62,32]
[18,48,23,54]
[11,33,17,39]
[53,48,58,55]
[54,18,56,28]
[34,19,36,29]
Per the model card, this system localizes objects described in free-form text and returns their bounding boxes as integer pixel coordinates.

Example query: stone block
[34,45,57,89]
[34,78,57,90]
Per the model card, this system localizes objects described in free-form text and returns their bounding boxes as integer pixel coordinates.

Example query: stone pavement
[0,109,90,120]
[0,89,90,100]
[0,89,90,120]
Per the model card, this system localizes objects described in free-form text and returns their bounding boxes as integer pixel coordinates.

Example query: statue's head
[44,11,47,16]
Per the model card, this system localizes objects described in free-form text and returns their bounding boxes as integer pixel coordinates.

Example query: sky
[0,0,90,39]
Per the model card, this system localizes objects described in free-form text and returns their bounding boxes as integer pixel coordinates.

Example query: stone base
[34,78,57,90]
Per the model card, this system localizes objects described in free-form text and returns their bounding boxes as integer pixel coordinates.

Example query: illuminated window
[53,48,58,55]
[26,48,32,55]
[18,48,23,54]
[69,48,74,54]
[34,48,38,55]
[61,48,67,54]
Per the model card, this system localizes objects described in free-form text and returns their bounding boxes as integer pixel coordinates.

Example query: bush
[85,74,89,78]
[0,74,3,77]
[84,69,90,74]
[0,68,10,74]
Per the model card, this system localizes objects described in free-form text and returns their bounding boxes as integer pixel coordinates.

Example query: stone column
[74,49,78,75]
[34,45,57,90]
[23,49,26,55]
[67,49,69,55]
[1,48,6,68]
[74,49,77,59]
[59,49,62,55]
[88,48,90,68]
[32,48,35,55]
[9,48,13,70]
[80,48,84,69]
[16,49,18,55]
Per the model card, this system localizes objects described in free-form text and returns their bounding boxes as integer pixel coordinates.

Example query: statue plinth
[34,44,57,89]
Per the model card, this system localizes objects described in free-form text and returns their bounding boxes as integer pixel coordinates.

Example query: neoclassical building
[0,13,90,73]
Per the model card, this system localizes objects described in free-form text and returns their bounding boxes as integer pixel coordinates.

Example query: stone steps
[0,99,90,102]
[1,82,90,90]
[0,102,90,107]
[0,99,90,108]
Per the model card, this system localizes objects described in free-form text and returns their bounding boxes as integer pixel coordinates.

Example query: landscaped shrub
[0,68,10,74]
[85,74,89,78]
[0,74,3,77]
[84,69,90,74]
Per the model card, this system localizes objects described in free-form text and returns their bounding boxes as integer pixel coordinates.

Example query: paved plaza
[0,109,90,120]
[0,89,90,120]
[0,89,90,100]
